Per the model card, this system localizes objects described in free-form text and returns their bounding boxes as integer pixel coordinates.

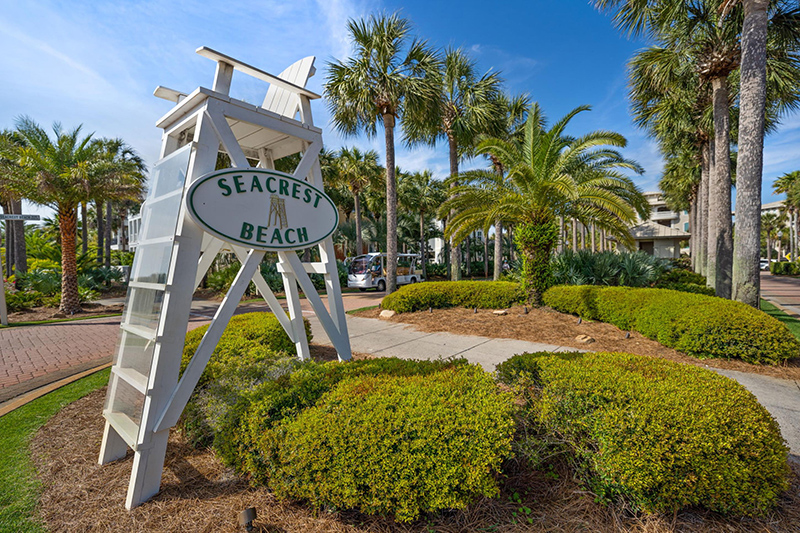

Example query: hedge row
[496,351,790,516]
[381,281,525,313]
[543,286,799,364]
[771,261,800,276]
[180,317,514,522]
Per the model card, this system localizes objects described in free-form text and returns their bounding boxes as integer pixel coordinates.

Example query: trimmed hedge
[381,281,525,313]
[543,286,799,364]
[258,366,515,522]
[771,261,800,276]
[496,351,790,516]
[180,312,312,387]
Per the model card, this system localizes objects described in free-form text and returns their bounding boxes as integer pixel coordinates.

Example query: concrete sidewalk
[311,315,800,456]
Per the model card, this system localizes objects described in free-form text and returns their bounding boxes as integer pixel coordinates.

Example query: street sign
[0,214,40,221]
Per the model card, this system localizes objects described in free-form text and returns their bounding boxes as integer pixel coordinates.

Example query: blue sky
[2,0,798,219]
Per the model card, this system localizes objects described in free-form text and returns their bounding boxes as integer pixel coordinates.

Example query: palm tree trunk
[466,234,471,277]
[697,142,711,276]
[81,203,88,255]
[707,76,734,299]
[590,223,596,253]
[483,232,489,278]
[732,0,769,306]
[571,219,577,252]
[354,193,364,255]
[104,201,112,267]
[96,200,104,265]
[600,228,606,252]
[767,235,772,264]
[58,204,81,314]
[12,200,26,278]
[383,113,398,293]
[493,219,503,281]
[419,210,427,279]
[447,136,461,281]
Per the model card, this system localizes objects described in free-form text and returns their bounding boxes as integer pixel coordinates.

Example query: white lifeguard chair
[98,47,351,510]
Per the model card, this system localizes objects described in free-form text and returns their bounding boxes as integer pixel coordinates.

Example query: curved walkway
[310,314,800,457]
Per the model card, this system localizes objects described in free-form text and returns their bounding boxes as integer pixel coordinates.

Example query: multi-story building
[627,191,691,258]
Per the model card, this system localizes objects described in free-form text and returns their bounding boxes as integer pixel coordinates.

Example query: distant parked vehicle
[761,259,778,271]
[347,253,423,292]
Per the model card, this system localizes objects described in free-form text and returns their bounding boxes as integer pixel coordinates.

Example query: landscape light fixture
[577,317,582,325]
[239,507,257,531]
[523,306,528,315]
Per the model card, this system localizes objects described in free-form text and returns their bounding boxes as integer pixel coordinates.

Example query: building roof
[629,221,690,240]
[762,200,785,211]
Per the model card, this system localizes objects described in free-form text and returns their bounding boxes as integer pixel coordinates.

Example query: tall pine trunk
[733,0,769,307]
[447,135,461,281]
[493,219,503,281]
[58,205,81,314]
[383,113,398,293]
[707,77,734,299]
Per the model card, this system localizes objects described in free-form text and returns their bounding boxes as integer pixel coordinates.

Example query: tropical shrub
[425,262,448,278]
[16,269,61,296]
[260,366,515,522]
[551,250,667,287]
[181,312,311,387]
[4,290,45,311]
[654,267,713,295]
[496,351,790,516]
[543,286,799,364]
[381,281,525,313]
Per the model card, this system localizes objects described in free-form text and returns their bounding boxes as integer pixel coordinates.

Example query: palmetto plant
[405,47,502,281]
[551,250,665,287]
[325,13,440,293]
[441,103,648,304]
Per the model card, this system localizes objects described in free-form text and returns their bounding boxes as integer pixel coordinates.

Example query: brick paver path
[0,292,383,402]
[761,271,800,315]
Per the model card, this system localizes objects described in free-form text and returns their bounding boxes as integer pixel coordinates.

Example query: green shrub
[4,290,44,312]
[381,281,525,313]
[655,281,715,296]
[771,261,800,276]
[260,366,515,522]
[181,312,311,387]
[496,351,790,516]
[655,268,706,286]
[543,286,799,364]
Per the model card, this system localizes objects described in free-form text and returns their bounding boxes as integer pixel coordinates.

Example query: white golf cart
[347,253,423,292]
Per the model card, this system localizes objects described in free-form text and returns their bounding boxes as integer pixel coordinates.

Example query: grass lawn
[760,299,800,342]
[0,369,110,533]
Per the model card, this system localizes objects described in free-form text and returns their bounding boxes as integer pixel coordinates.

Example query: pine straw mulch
[354,305,800,381]
[30,387,800,532]
[8,302,123,323]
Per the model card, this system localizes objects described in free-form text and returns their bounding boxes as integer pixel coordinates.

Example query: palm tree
[405,47,502,281]
[441,103,648,305]
[483,93,530,280]
[774,170,800,259]
[398,170,446,279]
[762,211,784,264]
[324,13,440,293]
[14,118,98,313]
[91,138,147,267]
[327,147,382,256]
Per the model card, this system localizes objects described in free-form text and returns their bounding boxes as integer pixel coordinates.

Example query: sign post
[98,47,351,510]
[0,213,40,325]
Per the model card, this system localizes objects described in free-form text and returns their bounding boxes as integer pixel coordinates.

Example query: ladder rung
[103,409,140,449]
[112,366,149,394]
[128,281,167,291]
[121,323,158,341]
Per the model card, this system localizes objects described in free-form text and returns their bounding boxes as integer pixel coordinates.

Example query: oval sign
[186,168,339,251]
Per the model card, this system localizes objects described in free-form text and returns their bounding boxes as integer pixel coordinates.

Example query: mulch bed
[8,303,123,324]
[355,305,800,381]
[29,342,800,532]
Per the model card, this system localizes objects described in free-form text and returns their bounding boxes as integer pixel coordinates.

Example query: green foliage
[424,263,448,278]
[654,268,714,295]
[496,352,790,516]
[381,281,525,313]
[515,218,559,305]
[260,366,515,522]
[4,290,44,312]
[552,250,667,288]
[543,286,800,364]
[15,269,61,296]
[770,261,800,276]
[180,312,312,388]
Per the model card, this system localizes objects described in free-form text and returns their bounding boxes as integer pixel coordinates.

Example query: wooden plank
[196,47,320,99]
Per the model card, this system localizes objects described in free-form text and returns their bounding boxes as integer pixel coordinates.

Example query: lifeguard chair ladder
[98,47,351,510]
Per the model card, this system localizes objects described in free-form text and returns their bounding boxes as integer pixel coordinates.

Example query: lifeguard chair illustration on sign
[98,47,351,509]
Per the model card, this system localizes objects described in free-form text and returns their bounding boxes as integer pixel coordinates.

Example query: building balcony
[651,210,679,222]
